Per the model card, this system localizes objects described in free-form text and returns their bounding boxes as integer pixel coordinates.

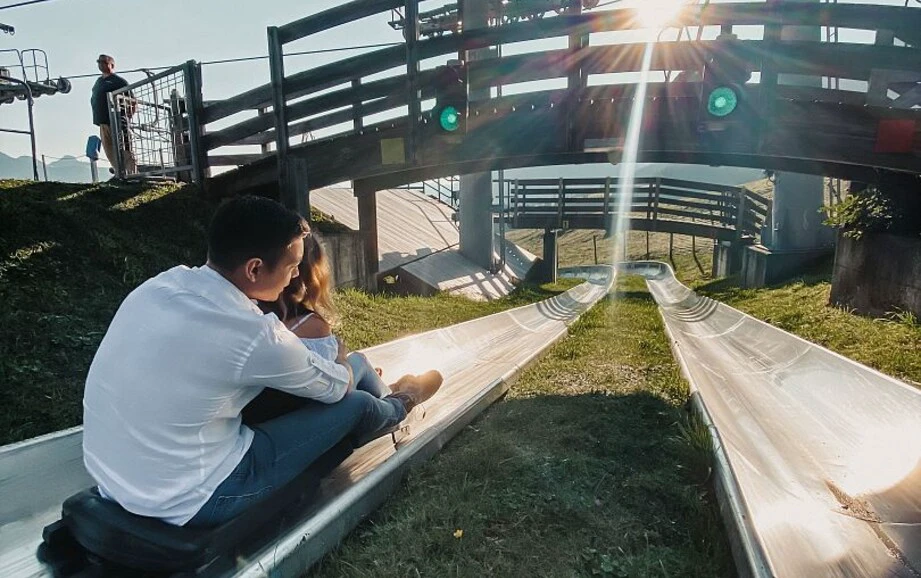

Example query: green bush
[823,182,920,240]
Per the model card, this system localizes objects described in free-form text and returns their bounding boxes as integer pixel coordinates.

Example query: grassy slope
[1,180,214,443]
[311,275,733,578]
[0,180,570,445]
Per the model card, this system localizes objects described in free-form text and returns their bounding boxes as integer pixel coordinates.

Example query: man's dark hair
[207,195,309,271]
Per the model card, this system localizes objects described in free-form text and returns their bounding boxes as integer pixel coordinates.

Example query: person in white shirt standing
[82,195,441,528]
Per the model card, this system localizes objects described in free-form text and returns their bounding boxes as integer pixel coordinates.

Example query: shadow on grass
[311,391,733,578]
[697,256,835,300]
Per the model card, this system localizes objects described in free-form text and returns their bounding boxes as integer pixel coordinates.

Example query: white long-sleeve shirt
[82,265,350,525]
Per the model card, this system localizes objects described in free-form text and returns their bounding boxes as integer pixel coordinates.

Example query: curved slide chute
[623,262,921,578]
[0,268,613,577]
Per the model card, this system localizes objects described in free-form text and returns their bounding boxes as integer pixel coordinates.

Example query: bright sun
[632,0,690,28]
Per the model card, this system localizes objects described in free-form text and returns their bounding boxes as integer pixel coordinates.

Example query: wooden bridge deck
[311,187,536,300]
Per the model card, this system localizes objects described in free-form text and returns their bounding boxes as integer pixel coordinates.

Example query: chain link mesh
[108,64,194,180]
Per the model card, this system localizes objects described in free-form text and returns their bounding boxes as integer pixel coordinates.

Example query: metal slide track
[625,262,921,578]
[0,269,613,578]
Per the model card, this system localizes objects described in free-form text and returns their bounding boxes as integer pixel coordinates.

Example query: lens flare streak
[610,42,655,262]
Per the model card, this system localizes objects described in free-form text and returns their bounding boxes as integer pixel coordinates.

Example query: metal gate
[107,61,204,183]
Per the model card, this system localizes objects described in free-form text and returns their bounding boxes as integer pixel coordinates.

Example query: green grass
[0,180,573,445]
[3,180,733,574]
[310,275,733,578]
[699,265,921,388]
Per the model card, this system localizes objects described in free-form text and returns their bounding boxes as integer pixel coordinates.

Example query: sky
[0,0,908,162]
[0,0,403,160]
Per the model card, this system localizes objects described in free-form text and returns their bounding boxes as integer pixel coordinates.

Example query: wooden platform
[312,187,536,300]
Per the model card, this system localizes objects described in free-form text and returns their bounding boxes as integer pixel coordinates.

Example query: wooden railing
[505,177,770,242]
[198,1,921,194]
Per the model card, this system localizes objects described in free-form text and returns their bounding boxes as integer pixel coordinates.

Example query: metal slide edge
[233,271,613,577]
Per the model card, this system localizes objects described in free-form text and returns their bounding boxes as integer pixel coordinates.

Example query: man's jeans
[186,388,405,527]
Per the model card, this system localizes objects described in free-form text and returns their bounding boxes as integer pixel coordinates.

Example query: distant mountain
[0,153,99,183]
[1,151,765,189]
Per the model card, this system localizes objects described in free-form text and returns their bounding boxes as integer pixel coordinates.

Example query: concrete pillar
[742,0,835,287]
[770,0,832,252]
[458,0,494,271]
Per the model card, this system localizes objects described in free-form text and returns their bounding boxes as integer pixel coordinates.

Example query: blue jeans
[186,389,406,527]
[348,351,387,398]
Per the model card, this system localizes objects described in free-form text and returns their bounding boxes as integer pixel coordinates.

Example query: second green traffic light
[439,105,461,132]
[707,86,739,118]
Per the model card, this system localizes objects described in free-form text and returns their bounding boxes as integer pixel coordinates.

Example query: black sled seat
[40,440,353,576]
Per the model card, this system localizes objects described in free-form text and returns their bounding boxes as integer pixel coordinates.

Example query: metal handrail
[0,74,38,180]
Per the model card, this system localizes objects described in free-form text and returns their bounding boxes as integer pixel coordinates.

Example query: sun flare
[631,0,690,28]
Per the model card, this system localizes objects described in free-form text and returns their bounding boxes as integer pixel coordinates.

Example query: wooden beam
[208,153,271,166]
[268,26,294,209]
[206,74,420,149]
[183,61,208,184]
[454,4,921,54]
[404,0,421,165]
[278,0,402,45]
[230,93,408,147]
[355,180,380,292]
[892,83,921,109]
[868,30,896,106]
[207,95,921,197]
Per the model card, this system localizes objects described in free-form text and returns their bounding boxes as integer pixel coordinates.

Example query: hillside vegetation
[0,180,566,444]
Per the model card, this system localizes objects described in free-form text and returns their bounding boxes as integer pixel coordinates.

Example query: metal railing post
[557,177,565,229]
[762,199,774,247]
[352,78,364,133]
[107,92,125,179]
[735,189,748,241]
[513,179,520,229]
[603,176,611,228]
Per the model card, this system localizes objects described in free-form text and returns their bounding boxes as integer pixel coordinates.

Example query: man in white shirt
[82,196,441,527]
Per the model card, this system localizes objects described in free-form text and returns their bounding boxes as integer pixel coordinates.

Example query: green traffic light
[707,86,739,118]
[439,105,461,132]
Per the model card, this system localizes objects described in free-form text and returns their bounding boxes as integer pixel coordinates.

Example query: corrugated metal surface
[629,262,921,578]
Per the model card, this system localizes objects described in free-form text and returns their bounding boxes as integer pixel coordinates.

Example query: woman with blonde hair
[263,233,442,401]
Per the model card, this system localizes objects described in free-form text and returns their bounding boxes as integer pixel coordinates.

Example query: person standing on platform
[91,54,136,176]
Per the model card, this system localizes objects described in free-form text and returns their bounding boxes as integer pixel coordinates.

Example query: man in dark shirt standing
[91,54,136,175]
